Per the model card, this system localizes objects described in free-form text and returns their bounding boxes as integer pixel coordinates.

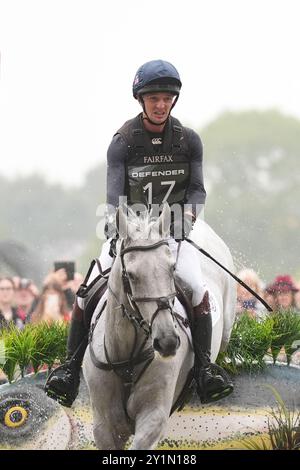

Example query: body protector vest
[116,114,191,207]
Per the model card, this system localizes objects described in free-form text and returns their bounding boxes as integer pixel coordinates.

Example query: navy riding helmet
[132,60,182,99]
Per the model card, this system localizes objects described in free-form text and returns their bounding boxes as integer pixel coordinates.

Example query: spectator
[236,268,264,319]
[15,278,39,322]
[43,268,76,310]
[294,280,300,310]
[30,283,71,324]
[263,283,277,312]
[271,274,299,311]
[0,277,23,330]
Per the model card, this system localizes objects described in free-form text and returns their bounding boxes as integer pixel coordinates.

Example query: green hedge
[217,309,300,374]
[1,309,300,383]
[0,322,68,382]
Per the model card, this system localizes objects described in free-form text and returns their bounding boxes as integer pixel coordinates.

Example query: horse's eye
[170,264,176,274]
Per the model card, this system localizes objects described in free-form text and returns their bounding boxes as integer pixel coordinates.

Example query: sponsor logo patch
[143,155,173,164]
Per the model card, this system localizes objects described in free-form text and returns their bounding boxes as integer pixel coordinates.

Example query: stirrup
[196,363,233,404]
[45,385,77,408]
[44,363,79,408]
[199,383,234,404]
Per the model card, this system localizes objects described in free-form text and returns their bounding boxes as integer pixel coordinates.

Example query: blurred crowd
[0,266,299,332]
[235,270,300,319]
[0,268,84,331]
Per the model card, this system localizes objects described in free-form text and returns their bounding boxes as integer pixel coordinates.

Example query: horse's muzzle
[153,334,181,357]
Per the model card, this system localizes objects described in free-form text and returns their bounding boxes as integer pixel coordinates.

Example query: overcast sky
[0,0,299,186]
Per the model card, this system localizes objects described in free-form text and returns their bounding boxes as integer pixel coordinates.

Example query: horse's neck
[105,263,145,361]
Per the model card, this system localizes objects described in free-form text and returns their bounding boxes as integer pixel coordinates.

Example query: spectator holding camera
[30,283,71,324]
[43,263,76,310]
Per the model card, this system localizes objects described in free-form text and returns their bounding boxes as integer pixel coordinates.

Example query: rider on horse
[45,59,233,407]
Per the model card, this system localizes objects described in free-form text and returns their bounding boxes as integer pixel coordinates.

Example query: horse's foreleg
[128,408,168,450]
[93,418,129,450]
[84,354,131,450]
[90,398,131,450]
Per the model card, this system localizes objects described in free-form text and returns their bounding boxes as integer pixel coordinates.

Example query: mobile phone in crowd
[54,261,75,281]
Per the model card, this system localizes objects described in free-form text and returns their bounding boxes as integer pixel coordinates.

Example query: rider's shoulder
[107,132,129,162]
[181,126,203,153]
[110,132,128,146]
[183,126,201,141]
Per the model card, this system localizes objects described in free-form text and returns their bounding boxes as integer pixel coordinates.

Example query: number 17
[143,181,175,204]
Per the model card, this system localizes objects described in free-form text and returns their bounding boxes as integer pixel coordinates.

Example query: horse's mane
[126,208,160,241]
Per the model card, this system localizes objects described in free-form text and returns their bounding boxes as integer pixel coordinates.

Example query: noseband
[117,239,177,337]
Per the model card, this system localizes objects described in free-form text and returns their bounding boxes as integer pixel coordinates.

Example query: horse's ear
[152,203,171,239]
[116,205,129,240]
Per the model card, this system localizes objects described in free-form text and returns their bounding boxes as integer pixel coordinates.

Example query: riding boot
[193,291,233,404]
[44,302,88,407]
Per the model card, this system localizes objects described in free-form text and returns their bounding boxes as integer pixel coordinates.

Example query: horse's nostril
[153,335,180,357]
[153,338,160,351]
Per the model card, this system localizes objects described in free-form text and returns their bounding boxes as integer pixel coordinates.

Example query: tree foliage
[201,109,300,279]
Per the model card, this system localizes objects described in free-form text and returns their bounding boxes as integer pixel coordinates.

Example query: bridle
[117,239,177,337]
[88,238,178,387]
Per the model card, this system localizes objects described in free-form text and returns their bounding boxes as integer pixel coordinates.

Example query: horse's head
[116,204,180,357]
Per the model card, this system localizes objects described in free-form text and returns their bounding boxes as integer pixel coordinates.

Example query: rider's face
[142,92,175,125]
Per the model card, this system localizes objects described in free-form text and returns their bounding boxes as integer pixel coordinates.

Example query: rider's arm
[105,134,128,239]
[170,129,206,240]
[184,128,206,220]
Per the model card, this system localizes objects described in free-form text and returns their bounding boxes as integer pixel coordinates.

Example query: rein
[185,238,273,312]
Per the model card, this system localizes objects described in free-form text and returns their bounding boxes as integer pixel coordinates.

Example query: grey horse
[83,205,236,450]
